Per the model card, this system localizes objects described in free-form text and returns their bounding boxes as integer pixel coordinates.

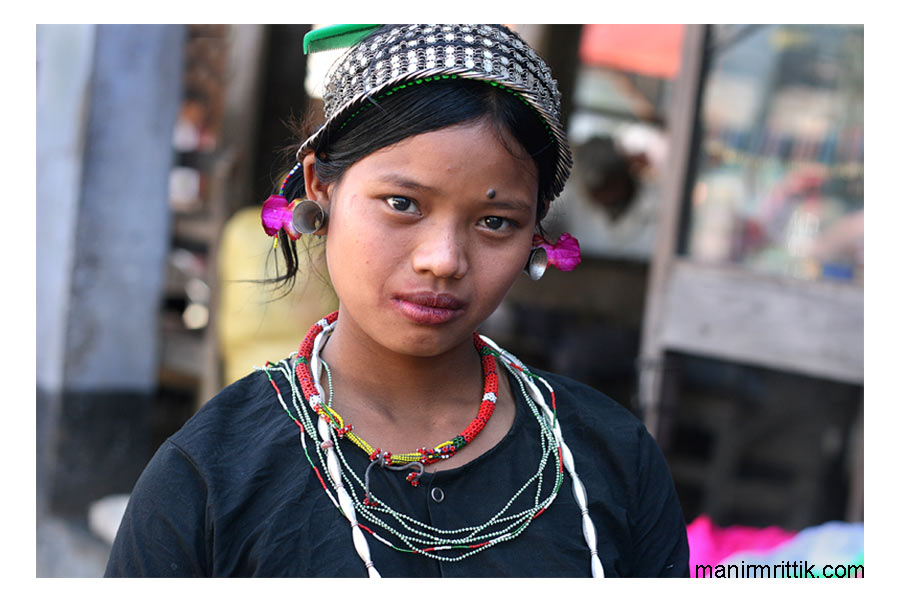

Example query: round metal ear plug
[524,246,548,280]
[291,199,328,234]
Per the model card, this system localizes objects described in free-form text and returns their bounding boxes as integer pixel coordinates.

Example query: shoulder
[530,367,637,421]
[529,367,650,455]
[127,364,299,498]
[169,365,292,463]
[108,362,311,576]
[525,368,666,505]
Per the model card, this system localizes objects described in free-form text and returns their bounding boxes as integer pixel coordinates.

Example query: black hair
[270,60,558,292]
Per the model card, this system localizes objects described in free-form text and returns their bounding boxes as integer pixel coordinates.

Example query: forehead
[343,121,539,203]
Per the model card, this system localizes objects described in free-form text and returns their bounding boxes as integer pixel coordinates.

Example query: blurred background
[36,24,864,576]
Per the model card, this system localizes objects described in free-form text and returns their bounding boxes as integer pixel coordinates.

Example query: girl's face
[307,120,539,358]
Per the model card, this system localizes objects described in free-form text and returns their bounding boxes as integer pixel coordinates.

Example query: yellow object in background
[217,207,338,385]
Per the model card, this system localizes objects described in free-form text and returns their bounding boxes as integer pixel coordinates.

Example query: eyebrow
[373,173,438,194]
[481,199,534,214]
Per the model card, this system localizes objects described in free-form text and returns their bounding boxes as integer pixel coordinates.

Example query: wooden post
[637,25,709,438]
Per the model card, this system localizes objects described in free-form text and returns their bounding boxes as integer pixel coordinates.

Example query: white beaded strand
[309,321,381,578]
[479,334,605,578]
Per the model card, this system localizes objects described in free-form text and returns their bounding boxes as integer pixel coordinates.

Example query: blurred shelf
[172,211,217,248]
[158,315,205,388]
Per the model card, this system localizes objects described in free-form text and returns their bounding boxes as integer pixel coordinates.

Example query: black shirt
[105,364,689,577]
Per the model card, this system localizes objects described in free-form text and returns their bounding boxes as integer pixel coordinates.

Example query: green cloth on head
[303,24,381,54]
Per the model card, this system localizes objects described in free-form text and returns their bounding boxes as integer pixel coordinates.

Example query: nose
[411,224,468,280]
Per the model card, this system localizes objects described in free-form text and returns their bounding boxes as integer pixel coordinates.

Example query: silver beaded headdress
[299,24,573,199]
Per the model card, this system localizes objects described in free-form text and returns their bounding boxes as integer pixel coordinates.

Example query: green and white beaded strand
[326,371,562,559]
[478,334,605,578]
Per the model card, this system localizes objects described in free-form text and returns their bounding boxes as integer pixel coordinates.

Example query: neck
[317,314,484,421]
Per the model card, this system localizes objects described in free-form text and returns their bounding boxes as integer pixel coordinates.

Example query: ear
[302,153,331,207]
[301,153,333,236]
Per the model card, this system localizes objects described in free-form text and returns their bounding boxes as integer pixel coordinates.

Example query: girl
[106,24,688,578]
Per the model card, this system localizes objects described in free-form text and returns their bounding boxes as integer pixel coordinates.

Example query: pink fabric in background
[687,514,796,574]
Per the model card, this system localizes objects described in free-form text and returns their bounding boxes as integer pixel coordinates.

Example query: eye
[386,196,418,214]
[480,216,512,231]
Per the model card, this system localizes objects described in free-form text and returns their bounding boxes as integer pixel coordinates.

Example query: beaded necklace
[307,326,501,483]
[261,312,604,577]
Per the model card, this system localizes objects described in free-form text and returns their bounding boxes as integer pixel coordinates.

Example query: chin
[387,324,472,358]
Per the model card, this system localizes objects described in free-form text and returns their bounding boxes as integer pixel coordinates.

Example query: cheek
[472,241,531,301]
[323,205,361,291]
[323,201,397,294]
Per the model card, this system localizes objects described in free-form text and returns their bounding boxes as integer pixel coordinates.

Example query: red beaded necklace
[293,311,500,483]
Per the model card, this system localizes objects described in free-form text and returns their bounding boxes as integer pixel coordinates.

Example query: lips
[392,291,467,325]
